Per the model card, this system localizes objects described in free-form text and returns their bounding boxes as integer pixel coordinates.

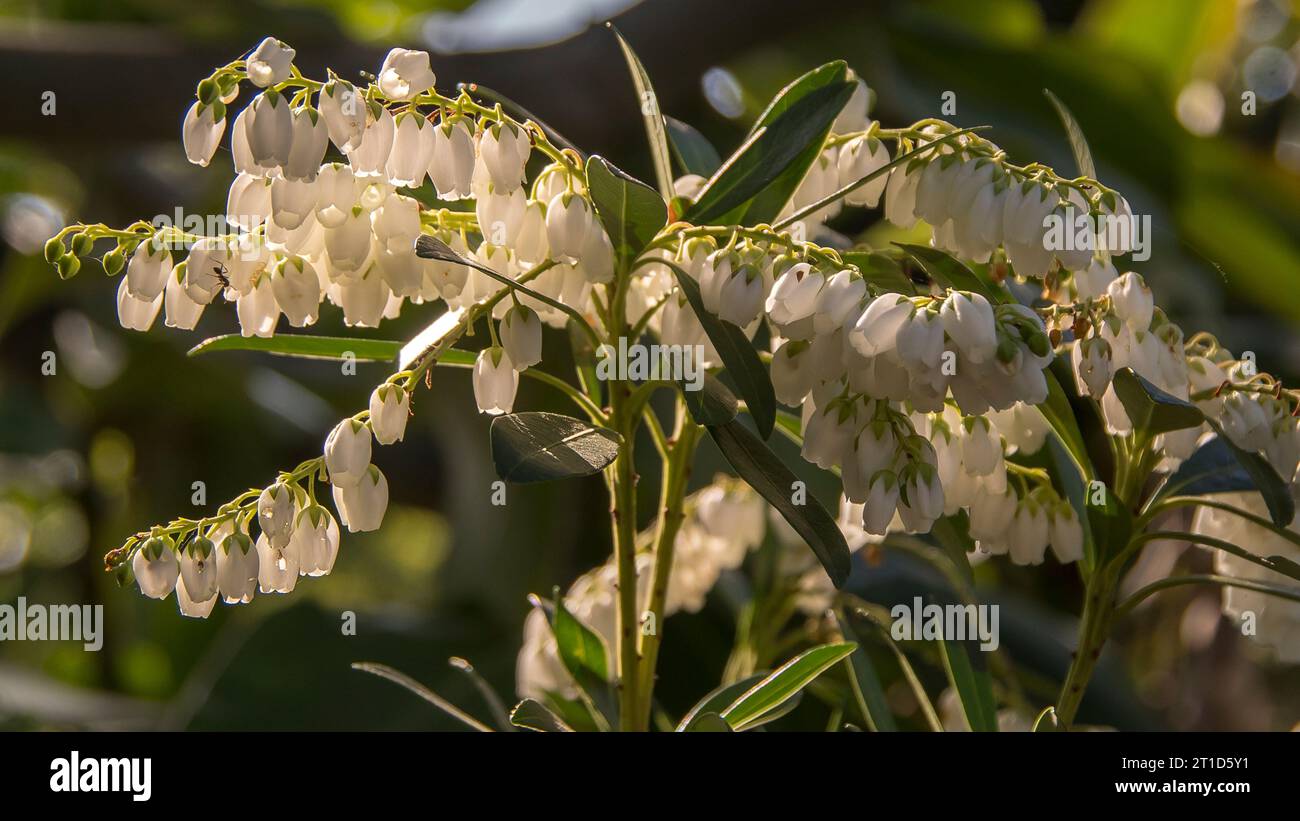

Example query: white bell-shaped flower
[372,192,421,257]
[1074,256,1117,300]
[861,470,900,536]
[766,263,824,326]
[269,175,316,230]
[501,304,543,370]
[428,117,476,199]
[270,255,322,327]
[325,417,372,487]
[346,104,395,178]
[164,265,204,330]
[1049,503,1084,563]
[180,535,220,603]
[176,572,217,619]
[1107,271,1153,330]
[717,266,765,327]
[116,276,163,332]
[898,461,944,534]
[333,464,389,532]
[255,532,299,594]
[125,240,173,301]
[378,48,437,101]
[479,121,530,192]
[314,163,359,228]
[473,346,518,415]
[1071,335,1113,398]
[283,106,329,181]
[386,111,435,187]
[293,505,341,576]
[183,238,235,305]
[231,105,267,176]
[837,135,890,207]
[369,383,410,445]
[246,37,295,88]
[183,101,227,167]
[812,269,866,335]
[475,184,526,248]
[132,536,179,600]
[227,172,272,232]
[849,292,911,357]
[1008,499,1050,566]
[545,191,592,264]
[216,531,259,604]
[940,290,997,364]
[257,481,296,550]
[324,208,373,274]
[377,246,426,299]
[319,78,366,153]
[235,274,279,338]
[335,268,391,327]
[513,200,549,267]
[770,340,816,406]
[244,89,293,170]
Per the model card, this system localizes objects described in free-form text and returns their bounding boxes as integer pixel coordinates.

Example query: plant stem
[608,382,641,731]
[633,400,700,729]
[1054,565,1118,728]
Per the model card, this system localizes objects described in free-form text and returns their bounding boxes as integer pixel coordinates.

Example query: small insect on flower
[212,261,232,290]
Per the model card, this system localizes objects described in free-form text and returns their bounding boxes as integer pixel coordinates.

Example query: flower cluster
[516,479,765,701]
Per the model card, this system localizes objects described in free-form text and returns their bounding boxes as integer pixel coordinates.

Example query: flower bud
[333,464,389,532]
[319,78,366,153]
[369,383,410,445]
[378,48,437,101]
[325,417,372,487]
[216,530,259,604]
[132,536,179,600]
[500,304,543,370]
[246,37,295,88]
[182,101,227,167]
[180,535,219,603]
[473,346,518,415]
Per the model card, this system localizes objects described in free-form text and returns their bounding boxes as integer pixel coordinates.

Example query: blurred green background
[1,0,1298,730]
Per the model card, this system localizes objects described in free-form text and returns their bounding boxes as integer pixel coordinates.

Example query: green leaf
[668,262,775,437]
[554,595,611,683]
[682,372,739,427]
[584,155,668,272]
[608,24,673,201]
[1190,535,1300,586]
[1042,359,1097,483]
[509,698,574,733]
[719,642,857,731]
[894,243,1004,301]
[842,250,917,295]
[188,333,401,362]
[708,419,851,586]
[1158,434,1258,499]
[1033,706,1062,732]
[686,62,854,226]
[666,115,721,177]
[489,412,622,483]
[683,712,732,732]
[939,638,998,732]
[832,612,897,732]
[1087,482,1133,565]
[1200,422,1295,527]
[1113,367,1205,436]
[676,673,774,731]
[1043,89,1097,181]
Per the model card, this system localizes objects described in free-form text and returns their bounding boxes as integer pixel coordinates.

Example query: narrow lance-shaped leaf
[666,260,775,438]
[707,418,851,585]
[665,115,721,177]
[553,595,611,683]
[1043,88,1097,181]
[1200,420,1295,527]
[509,699,574,733]
[608,24,673,201]
[939,638,998,732]
[686,61,853,226]
[189,333,402,362]
[718,642,857,731]
[490,412,622,483]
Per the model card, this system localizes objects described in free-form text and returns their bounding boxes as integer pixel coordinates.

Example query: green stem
[608,383,641,731]
[633,401,700,729]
